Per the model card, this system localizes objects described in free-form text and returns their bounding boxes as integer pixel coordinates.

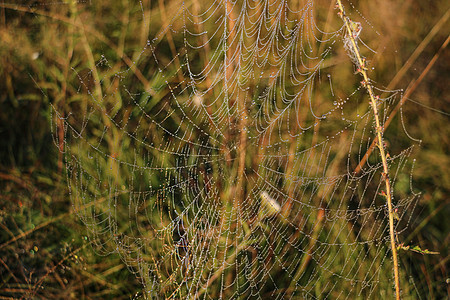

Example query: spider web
[51,0,421,298]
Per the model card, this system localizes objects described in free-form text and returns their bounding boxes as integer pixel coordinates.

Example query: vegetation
[0,1,448,299]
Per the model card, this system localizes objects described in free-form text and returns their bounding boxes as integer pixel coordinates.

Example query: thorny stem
[335,1,401,299]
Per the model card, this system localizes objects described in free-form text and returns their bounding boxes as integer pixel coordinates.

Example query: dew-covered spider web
[50,0,421,298]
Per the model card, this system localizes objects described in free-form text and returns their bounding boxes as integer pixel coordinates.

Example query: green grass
[0,1,448,299]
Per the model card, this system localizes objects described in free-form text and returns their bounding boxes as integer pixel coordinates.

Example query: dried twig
[335,1,401,299]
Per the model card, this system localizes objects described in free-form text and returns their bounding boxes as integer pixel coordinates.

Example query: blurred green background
[0,1,448,299]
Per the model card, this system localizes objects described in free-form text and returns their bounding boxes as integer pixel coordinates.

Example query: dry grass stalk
[335,1,401,299]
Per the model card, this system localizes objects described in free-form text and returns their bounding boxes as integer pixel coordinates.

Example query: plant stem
[192,233,250,299]
[335,1,401,299]
[354,33,450,174]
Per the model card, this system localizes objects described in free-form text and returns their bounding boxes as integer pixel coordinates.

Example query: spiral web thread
[50,0,421,298]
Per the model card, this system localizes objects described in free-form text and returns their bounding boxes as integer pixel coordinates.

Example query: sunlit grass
[0,1,448,299]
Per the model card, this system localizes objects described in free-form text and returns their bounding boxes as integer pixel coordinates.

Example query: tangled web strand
[55,0,420,298]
